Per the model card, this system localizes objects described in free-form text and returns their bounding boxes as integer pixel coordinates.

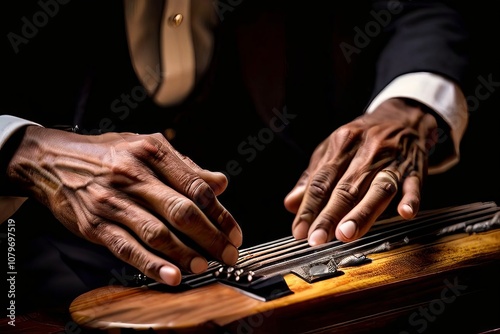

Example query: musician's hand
[6,126,242,285]
[284,98,439,245]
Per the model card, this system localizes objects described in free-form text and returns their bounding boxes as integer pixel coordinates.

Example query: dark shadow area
[421,3,500,210]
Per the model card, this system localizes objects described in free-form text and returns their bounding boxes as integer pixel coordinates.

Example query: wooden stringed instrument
[69,201,500,333]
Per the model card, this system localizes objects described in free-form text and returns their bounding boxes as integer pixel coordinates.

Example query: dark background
[1,0,499,320]
[421,2,500,210]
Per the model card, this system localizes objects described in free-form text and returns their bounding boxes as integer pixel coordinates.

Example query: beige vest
[124,0,217,106]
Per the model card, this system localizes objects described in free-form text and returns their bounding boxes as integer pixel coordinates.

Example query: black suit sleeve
[371,0,469,96]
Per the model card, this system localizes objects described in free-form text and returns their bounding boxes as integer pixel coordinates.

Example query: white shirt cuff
[366,72,468,174]
[0,115,42,223]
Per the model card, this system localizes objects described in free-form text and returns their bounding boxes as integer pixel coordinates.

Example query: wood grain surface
[70,228,500,334]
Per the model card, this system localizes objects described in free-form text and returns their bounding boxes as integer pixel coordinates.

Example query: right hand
[284,98,437,246]
[6,126,242,286]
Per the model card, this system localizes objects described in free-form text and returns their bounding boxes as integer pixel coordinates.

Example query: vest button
[170,14,183,27]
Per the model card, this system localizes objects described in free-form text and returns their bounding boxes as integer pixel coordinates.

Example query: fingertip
[229,226,243,248]
[292,221,309,240]
[212,171,228,183]
[159,266,182,286]
[206,171,229,195]
[336,220,358,241]
[308,229,328,246]
[222,244,239,265]
[190,257,208,274]
[284,186,305,213]
[399,203,415,219]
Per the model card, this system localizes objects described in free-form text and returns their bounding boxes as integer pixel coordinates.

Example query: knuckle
[90,192,127,217]
[334,127,362,149]
[371,178,398,196]
[315,213,336,228]
[217,209,229,224]
[168,198,199,227]
[335,127,356,141]
[139,136,159,153]
[335,183,360,206]
[308,179,329,199]
[101,150,149,185]
[93,189,113,206]
[108,155,131,176]
[371,170,400,196]
[314,220,334,234]
[138,135,168,162]
[79,217,104,239]
[298,206,317,223]
[189,178,215,209]
[356,207,373,223]
[367,131,386,145]
[108,235,135,262]
[216,209,234,230]
[142,221,171,249]
[308,167,337,200]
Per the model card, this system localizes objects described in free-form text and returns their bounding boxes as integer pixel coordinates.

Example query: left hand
[284,98,440,245]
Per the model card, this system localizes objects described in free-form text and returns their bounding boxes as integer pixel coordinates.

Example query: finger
[398,139,426,219]
[307,179,363,246]
[290,164,339,240]
[135,136,242,247]
[290,129,367,243]
[398,171,422,219]
[89,221,183,286]
[197,170,229,196]
[130,133,227,196]
[84,190,209,274]
[304,156,378,246]
[335,167,400,242]
[173,149,229,195]
[284,171,309,214]
[126,178,240,263]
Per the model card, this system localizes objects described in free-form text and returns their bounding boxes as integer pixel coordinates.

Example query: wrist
[1,126,31,196]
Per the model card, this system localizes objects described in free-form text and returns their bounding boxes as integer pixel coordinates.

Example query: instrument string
[180,202,499,286]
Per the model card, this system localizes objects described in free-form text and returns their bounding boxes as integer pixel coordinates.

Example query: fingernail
[401,203,413,216]
[190,257,208,274]
[293,221,309,239]
[309,229,328,246]
[222,244,239,265]
[159,266,181,286]
[229,226,243,247]
[338,220,357,239]
[285,186,303,201]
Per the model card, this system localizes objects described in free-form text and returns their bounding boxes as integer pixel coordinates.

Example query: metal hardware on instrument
[131,202,500,302]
